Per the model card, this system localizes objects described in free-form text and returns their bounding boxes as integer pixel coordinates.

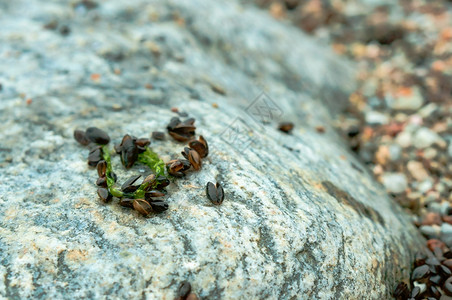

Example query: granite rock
[0,0,424,299]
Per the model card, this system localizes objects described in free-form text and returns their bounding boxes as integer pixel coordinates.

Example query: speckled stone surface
[0,0,425,299]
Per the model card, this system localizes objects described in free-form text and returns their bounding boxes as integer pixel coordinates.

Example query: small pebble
[422,212,442,226]
[441,223,452,248]
[407,161,429,182]
[395,131,412,148]
[413,127,441,149]
[420,225,440,239]
[381,173,407,194]
[365,111,389,125]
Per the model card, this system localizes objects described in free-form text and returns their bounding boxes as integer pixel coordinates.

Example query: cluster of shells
[73,115,223,219]
[394,242,452,299]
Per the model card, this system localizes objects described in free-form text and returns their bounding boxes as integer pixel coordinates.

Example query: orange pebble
[90,73,101,81]
[427,239,445,252]
[443,215,452,225]
[396,86,412,97]
[441,27,452,40]
[432,60,446,72]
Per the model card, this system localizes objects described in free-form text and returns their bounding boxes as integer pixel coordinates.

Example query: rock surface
[0,0,425,299]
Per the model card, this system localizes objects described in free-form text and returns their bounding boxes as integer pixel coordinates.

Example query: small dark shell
[167,117,181,130]
[439,264,452,278]
[155,176,170,190]
[180,159,191,171]
[443,259,452,270]
[173,124,196,134]
[445,277,452,296]
[168,160,186,177]
[188,149,201,171]
[114,143,122,154]
[88,147,103,167]
[278,122,294,133]
[444,251,452,259]
[142,174,156,184]
[177,281,191,299]
[96,160,107,178]
[123,185,139,193]
[199,135,208,157]
[186,294,198,300]
[217,183,224,202]
[146,190,166,198]
[135,138,150,148]
[410,287,420,298]
[429,286,441,298]
[142,174,156,191]
[188,141,206,158]
[188,136,208,158]
[145,190,166,200]
[152,131,165,140]
[96,177,107,187]
[206,182,224,205]
[414,252,426,267]
[136,146,147,154]
[167,117,196,142]
[429,274,442,285]
[168,170,184,178]
[181,147,190,159]
[119,198,134,208]
[426,256,440,266]
[182,118,195,126]
[120,134,138,168]
[85,127,110,144]
[74,129,89,145]
[135,138,150,153]
[89,145,103,154]
[149,200,168,213]
[111,172,118,182]
[169,131,191,142]
[133,199,153,216]
[393,282,409,300]
[411,265,430,282]
[168,160,184,172]
[97,187,112,203]
[121,175,142,192]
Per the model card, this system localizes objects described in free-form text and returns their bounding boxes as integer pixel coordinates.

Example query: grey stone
[381,173,408,194]
[441,202,451,216]
[418,179,434,194]
[427,202,442,214]
[386,86,423,111]
[389,144,402,161]
[441,223,452,248]
[365,110,389,125]
[0,0,424,299]
[395,131,412,148]
[448,141,452,158]
[418,103,438,118]
[407,161,429,182]
[419,225,440,239]
[413,127,442,149]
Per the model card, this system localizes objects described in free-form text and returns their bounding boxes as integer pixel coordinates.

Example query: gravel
[382,173,408,194]
[413,127,442,149]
